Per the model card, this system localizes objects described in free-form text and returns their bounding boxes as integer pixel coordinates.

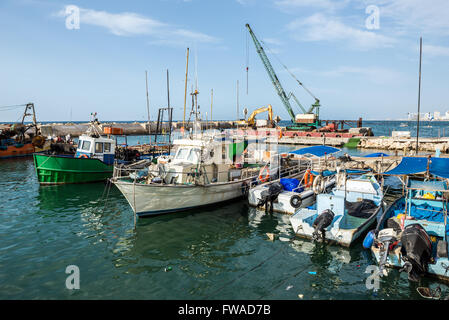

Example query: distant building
[407,110,449,121]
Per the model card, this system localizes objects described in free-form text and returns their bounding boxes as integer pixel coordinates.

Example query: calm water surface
[1,142,449,299]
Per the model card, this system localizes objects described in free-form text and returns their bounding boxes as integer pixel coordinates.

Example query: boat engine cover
[312,209,335,242]
[257,182,284,208]
[400,223,432,282]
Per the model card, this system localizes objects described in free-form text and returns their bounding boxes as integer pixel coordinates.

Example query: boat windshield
[187,148,200,163]
[82,140,91,152]
[174,147,201,163]
[175,148,190,160]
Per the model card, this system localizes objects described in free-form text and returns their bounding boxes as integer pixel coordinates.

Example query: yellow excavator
[236,104,275,128]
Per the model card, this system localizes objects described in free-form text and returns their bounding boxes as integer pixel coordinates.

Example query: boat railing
[112,159,307,187]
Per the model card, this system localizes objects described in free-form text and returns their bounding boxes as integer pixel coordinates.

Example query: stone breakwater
[38,121,237,137]
[359,137,449,153]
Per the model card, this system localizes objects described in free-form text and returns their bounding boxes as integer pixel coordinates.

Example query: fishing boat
[33,112,149,185]
[111,130,267,217]
[33,119,118,184]
[289,172,384,247]
[0,103,47,159]
[248,146,340,214]
[365,156,449,282]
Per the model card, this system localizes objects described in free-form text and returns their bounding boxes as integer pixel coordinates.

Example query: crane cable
[246,31,249,95]
[260,39,319,102]
[0,104,27,112]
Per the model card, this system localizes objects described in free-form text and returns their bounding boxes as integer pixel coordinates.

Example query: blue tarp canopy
[408,179,448,191]
[384,157,428,175]
[384,157,449,179]
[430,157,449,179]
[363,152,390,158]
[289,145,340,158]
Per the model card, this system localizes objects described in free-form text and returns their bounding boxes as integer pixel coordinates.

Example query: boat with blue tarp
[290,170,384,247]
[366,156,449,282]
[248,145,340,214]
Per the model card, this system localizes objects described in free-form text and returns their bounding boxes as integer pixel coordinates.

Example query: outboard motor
[376,228,398,277]
[400,224,432,282]
[312,209,335,242]
[257,182,283,213]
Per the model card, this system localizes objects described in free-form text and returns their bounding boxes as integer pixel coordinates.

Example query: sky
[0,0,449,122]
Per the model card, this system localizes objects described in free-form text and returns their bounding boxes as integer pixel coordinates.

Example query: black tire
[290,195,302,208]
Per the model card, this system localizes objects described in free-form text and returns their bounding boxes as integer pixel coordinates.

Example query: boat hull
[370,196,449,282]
[113,179,250,216]
[371,246,449,282]
[33,153,113,185]
[248,179,335,214]
[0,143,35,159]
[290,206,382,247]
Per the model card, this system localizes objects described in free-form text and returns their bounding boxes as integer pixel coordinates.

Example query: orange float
[304,170,314,188]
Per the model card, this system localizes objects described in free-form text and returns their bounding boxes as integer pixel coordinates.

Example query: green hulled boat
[33,120,117,185]
[33,153,113,185]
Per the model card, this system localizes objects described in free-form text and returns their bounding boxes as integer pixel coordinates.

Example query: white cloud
[78,9,165,36]
[56,6,218,44]
[319,65,404,84]
[262,38,283,46]
[423,44,449,57]
[286,13,396,49]
[367,0,449,35]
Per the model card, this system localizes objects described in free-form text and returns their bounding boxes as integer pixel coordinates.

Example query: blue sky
[1,0,449,122]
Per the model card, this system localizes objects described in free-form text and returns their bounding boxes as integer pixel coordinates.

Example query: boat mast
[183,48,189,130]
[145,70,151,137]
[416,37,422,154]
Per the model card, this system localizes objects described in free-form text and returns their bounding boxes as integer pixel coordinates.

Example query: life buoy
[78,154,88,159]
[258,166,270,183]
[304,170,314,187]
[290,195,302,208]
[313,175,325,194]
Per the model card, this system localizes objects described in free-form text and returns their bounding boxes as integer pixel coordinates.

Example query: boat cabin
[75,135,116,164]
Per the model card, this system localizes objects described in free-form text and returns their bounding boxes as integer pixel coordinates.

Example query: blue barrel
[363,230,375,249]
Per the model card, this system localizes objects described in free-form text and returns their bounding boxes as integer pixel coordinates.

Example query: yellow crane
[236,104,275,128]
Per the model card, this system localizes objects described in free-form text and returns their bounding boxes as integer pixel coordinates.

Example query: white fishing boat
[289,173,384,247]
[248,146,340,214]
[111,131,271,216]
[110,79,280,217]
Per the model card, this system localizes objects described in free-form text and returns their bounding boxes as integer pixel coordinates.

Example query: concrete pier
[359,136,449,153]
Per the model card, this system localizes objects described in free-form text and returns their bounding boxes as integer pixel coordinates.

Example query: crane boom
[246,24,321,129]
[245,24,296,122]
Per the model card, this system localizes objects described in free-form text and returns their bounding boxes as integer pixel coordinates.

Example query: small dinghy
[290,173,384,247]
[248,146,340,214]
[366,157,449,282]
